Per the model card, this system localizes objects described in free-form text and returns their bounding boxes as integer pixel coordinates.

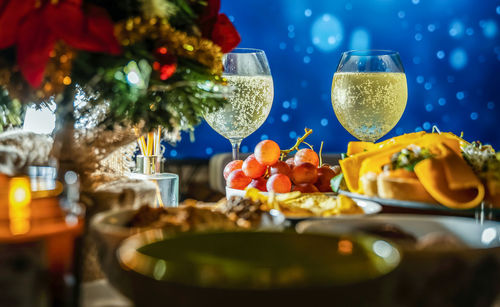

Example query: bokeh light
[311,14,343,52]
[449,20,465,38]
[164,0,500,159]
[449,48,468,70]
[349,28,370,50]
[480,20,498,38]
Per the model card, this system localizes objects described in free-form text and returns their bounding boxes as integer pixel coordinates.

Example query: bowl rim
[296,213,500,252]
[90,207,143,236]
[90,204,287,236]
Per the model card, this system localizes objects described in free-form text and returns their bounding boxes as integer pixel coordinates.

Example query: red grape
[291,162,318,184]
[294,148,319,167]
[254,140,281,166]
[227,169,252,190]
[267,174,292,193]
[269,161,292,177]
[315,166,336,192]
[223,160,243,180]
[248,177,268,192]
[285,157,295,170]
[242,154,267,178]
[293,183,319,193]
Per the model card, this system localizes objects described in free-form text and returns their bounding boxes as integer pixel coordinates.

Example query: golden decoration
[0,17,224,104]
[115,17,223,73]
[0,42,74,104]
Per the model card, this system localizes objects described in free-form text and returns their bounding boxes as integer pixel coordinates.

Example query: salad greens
[462,141,500,181]
[388,145,434,172]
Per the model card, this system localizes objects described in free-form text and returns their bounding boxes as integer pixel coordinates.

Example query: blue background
[165,0,500,159]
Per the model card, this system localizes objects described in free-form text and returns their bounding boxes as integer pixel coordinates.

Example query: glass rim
[342,49,400,57]
[226,48,265,54]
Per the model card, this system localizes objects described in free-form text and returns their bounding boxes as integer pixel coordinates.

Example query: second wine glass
[204,48,274,160]
[331,50,407,142]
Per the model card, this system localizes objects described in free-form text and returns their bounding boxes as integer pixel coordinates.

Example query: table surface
[82,203,499,306]
[81,279,132,307]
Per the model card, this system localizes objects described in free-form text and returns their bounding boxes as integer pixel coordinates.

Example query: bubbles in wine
[204,75,274,140]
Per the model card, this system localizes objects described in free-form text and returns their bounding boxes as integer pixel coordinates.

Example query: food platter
[338,189,500,215]
[226,187,382,219]
[336,131,500,215]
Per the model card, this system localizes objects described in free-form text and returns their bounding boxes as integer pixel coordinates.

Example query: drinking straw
[156,126,161,156]
[152,131,157,158]
[141,137,147,155]
[134,127,147,156]
[147,132,154,156]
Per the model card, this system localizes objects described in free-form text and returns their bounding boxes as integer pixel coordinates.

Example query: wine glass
[204,48,274,159]
[331,50,407,142]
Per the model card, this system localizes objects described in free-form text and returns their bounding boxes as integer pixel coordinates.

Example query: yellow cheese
[414,143,484,209]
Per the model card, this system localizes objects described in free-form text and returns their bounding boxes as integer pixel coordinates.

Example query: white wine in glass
[331,50,407,142]
[204,48,273,159]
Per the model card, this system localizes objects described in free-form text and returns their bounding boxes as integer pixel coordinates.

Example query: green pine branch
[0,87,25,132]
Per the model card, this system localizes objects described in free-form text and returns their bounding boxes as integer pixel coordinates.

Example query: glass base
[127,172,179,207]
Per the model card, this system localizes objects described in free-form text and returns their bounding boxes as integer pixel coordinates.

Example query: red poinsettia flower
[0,0,121,88]
[198,0,240,53]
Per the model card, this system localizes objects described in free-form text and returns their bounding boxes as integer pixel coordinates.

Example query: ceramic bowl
[114,230,401,306]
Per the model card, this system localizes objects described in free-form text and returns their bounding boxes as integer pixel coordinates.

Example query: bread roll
[377,170,437,203]
[360,172,378,196]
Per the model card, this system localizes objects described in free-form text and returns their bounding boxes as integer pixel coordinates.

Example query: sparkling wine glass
[331,50,407,142]
[204,48,274,159]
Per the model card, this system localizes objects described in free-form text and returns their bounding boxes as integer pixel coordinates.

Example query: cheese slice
[341,132,465,195]
[347,142,376,156]
[355,135,459,192]
[414,143,484,209]
[340,142,407,193]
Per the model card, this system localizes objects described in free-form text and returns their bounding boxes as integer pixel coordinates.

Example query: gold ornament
[115,17,223,74]
[0,42,74,104]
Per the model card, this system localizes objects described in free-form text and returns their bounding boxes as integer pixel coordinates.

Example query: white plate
[296,214,500,249]
[226,187,382,219]
[338,189,443,210]
[338,189,500,214]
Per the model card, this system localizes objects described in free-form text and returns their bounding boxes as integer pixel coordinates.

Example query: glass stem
[230,139,242,160]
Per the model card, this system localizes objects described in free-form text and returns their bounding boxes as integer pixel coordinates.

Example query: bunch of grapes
[224,140,341,193]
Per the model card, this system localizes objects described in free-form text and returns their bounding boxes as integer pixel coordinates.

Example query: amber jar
[0,167,84,307]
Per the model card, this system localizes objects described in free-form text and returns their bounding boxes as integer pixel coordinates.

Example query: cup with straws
[130,127,179,207]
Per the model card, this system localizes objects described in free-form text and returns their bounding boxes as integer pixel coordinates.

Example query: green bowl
[117,231,401,290]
